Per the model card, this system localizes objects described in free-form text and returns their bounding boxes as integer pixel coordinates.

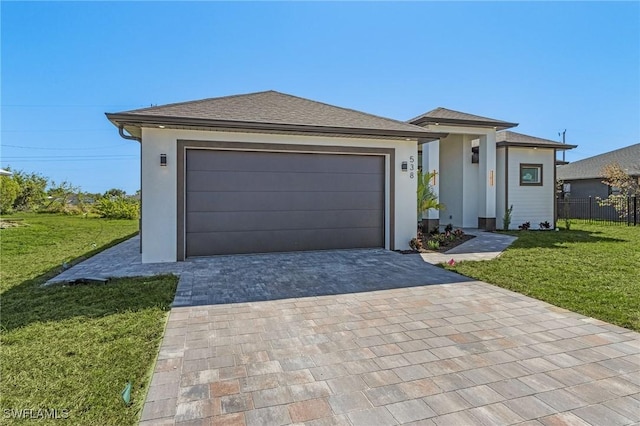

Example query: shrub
[518,222,531,231]
[12,170,48,211]
[427,240,440,250]
[0,175,20,214]
[434,234,447,243]
[564,217,572,230]
[539,221,551,230]
[503,204,513,230]
[409,237,423,251]
[444,223,453,233]
[95,196,139,220]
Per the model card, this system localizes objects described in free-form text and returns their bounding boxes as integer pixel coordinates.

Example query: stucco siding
[140,128,416,263]
[507,147,555,229]
[462,136,479,228]
[496,147,506,229]
[438,135,464,227]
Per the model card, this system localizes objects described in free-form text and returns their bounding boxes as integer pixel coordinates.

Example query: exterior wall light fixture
[160,154,167,166]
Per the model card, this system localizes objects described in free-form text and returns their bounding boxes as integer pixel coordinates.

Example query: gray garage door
[185,149,385,256]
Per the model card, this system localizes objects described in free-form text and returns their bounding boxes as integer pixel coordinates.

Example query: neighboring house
[106,91,575,262]
[0,168,12,176]
[557,143,640,199]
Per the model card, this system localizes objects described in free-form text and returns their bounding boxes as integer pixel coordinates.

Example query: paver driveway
[141,274,640,424]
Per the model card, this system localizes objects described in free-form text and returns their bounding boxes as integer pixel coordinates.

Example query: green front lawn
[1,214,178,425]
[447,223,640,331]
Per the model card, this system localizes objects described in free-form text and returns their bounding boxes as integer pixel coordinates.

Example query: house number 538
[409,156,415,179]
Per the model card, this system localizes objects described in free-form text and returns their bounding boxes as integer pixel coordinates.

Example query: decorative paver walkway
[141,280,640,425]
[420,229,517,265]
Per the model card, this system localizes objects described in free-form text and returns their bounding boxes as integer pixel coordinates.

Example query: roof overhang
[497,141,577,150]
[106,113,449,143]
[410,117,518,131]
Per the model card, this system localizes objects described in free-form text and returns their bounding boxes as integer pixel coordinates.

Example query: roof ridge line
[116,90,277,114]
[270,91,429,131]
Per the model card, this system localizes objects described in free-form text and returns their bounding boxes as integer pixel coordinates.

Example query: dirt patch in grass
[0,219,25,229]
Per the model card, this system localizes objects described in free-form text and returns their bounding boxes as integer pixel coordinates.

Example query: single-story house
[407,111,575,232]
[557,143,640,199]
[106,91,575,263]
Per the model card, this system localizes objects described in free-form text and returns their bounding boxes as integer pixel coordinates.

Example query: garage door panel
[187,170,383,193]
[187,209,383,233]
[185,150,384,256]
[187,150,383,174]
[187,191,384,213]
[187,228,383,256]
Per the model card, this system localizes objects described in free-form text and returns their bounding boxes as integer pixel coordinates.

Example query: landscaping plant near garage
[409,170,474,253]
[446,222,640,331]
[0,213,178,425]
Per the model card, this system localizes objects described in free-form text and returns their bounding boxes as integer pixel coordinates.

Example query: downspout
[118,125,142,142]
[117,125,142,252]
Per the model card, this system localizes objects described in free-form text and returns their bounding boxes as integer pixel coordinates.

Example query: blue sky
[2,1,638,194]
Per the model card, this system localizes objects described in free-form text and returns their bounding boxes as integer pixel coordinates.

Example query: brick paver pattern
[140,281,640,425]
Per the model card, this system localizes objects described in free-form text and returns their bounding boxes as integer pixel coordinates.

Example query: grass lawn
[447,223,640,332]
[1,213,178,425]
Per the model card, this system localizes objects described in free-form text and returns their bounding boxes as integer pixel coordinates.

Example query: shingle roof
[106,90,446,140]
[497,131,576,150]
[557,143,640,180]
[408,107,518,130]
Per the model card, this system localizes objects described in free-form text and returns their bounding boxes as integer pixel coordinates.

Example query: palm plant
[417,169,444,221]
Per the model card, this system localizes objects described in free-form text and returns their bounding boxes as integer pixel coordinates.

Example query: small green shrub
[427,240,440,250]
[503,204,513,230]
[95,196,139,220]
[0,175,20,214]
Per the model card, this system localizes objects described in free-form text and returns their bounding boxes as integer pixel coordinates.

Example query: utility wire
[1,129,113,133]
[3,155,136,159]
[3,158,138,163]
[2,143,132,150]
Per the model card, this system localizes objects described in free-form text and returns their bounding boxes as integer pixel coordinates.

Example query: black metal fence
[557,196,638,226]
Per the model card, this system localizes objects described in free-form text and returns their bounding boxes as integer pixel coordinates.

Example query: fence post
[588,196,592,222]
[634,196,638,226]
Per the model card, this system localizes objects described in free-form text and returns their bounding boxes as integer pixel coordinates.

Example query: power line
[1,104,144,108]
[2,143,133,150]
[3,155,137,159]
[1,129,113,133]
[2,158,138,163]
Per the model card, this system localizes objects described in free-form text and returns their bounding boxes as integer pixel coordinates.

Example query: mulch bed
[396,234,475,254]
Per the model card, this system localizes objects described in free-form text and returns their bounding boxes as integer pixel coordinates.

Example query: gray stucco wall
[563,178,609,199]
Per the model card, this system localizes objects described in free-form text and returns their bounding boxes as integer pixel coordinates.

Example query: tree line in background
[0,168,139,220]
